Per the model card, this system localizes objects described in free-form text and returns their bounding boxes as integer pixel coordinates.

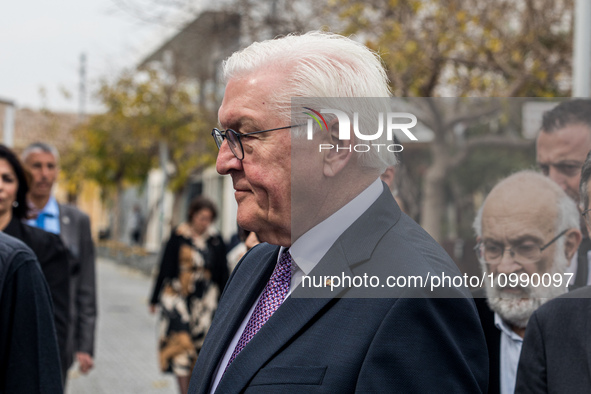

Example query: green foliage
[328,0,573,242]
[333,0,573,98]
[62,68,217,195]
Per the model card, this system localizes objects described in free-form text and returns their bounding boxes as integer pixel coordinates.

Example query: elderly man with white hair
[473,170,582,394]
[188,31,488,393]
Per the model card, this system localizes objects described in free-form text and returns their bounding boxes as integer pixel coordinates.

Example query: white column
[1,99,15,147]
[573,0,591,97]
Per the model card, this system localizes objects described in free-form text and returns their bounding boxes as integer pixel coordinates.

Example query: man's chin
[31,188,51,199]
[565,189,580,204]
[488,296,539,328]
[236,210,258,234]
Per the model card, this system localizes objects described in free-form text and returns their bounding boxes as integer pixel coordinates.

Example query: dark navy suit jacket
[516,285,591,393]
[189,186,489,393]
[474,293,501,394]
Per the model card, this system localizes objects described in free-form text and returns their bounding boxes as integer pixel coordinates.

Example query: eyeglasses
[582,208,591,229]
[212,124,303,160]
[474,229,568,265]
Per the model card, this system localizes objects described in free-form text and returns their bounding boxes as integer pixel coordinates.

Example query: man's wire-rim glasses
[582,208,591,229]
[212,124,303,160]
[474,229,569,265]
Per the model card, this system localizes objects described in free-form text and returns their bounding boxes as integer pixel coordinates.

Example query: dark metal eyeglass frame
[474,229,569,264]
[212,125,304,160]
[582,208,591,228]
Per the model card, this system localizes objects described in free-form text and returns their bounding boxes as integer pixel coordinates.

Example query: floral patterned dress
[150,224,228,376]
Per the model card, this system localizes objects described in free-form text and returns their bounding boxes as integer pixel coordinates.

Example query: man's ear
[564,228,582,261]
[322,118,352,177]
[380,166,396,190]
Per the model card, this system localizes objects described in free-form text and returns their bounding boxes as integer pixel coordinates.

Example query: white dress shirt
[494,313,523,394]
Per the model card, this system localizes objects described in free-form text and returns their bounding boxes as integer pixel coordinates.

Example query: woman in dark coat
[0,232,63,393]
[0,144,70,387]
[149,196,228,394]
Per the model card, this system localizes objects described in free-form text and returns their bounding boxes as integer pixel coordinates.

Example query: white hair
[222,31,396,171]
[473,174,580,239]
[556,190,583,234]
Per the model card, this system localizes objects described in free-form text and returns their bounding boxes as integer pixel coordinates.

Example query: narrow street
[66,257,176,394]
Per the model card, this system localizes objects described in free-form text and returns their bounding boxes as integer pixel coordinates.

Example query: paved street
[66,257,176,394]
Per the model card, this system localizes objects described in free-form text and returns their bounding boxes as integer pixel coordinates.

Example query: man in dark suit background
[515,151,591,393]
[472,171,581,393]
[0,232,63,393]
[536,99,591,288]
[188,31,488,393]
[22,142,97,378]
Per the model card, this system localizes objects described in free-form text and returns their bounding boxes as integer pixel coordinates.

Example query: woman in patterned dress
[149,197,228,394]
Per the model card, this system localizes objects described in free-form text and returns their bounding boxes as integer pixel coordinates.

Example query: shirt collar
[494,313,523,343]
[40,196,60,218]
[285,178,383,276]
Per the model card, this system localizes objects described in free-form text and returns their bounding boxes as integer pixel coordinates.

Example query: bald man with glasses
[473,170,582,394]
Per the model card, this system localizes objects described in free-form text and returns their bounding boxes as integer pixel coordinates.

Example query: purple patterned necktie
[224,249,292,372]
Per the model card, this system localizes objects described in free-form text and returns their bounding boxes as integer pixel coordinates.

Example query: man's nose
[40,166,50,178]
[216,142,242,175]
[495,249,520,275]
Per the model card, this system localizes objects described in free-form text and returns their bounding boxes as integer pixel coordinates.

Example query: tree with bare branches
[63,67,217,238]
[334,0,573,241]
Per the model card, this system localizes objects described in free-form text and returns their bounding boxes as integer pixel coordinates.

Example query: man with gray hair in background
[22,142,97,380]
[473,170,581,394]
[189,31,488,393]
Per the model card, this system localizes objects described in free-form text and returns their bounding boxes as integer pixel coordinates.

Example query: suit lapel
[57,204,72,250]
[216,295,336,392]
[573,238,591,289]
[195,245,279,394]
[216,186,400,392]
[337,186,400,266]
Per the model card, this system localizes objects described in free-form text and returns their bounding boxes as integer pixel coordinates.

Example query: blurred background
[1,0,590,392]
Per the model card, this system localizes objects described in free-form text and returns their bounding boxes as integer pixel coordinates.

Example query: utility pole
[157,50,174,245]
[79,53,87,122]
[573,0,591,97]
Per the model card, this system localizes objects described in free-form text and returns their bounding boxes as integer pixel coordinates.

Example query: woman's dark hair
[187,196,218,222]
[0,144,29,219]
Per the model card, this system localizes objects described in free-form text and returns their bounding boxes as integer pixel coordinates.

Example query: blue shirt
[494,313,523,394]
[27,196,61,235]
